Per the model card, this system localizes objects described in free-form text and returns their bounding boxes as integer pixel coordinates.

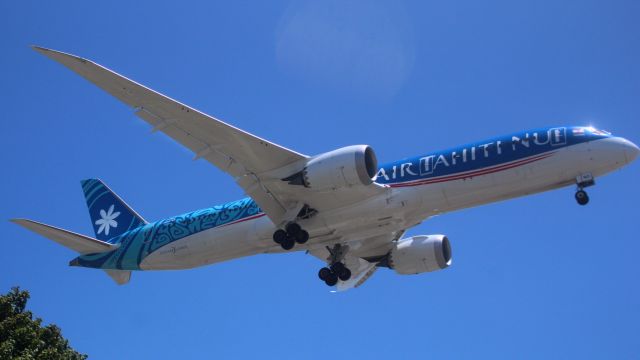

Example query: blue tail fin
[80,179,147,243]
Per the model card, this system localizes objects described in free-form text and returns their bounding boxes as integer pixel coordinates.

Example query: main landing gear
[317,244,352,287]
[318,262,352,286]
[575,173,595,206]
[272,223,309,250]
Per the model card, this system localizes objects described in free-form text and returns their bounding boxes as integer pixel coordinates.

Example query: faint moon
[275,0,415,100]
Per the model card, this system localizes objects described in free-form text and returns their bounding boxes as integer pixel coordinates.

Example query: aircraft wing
[33,46,308,225]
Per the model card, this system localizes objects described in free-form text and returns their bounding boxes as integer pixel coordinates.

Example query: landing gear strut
[575,173,595,206]
[272,223,309,250]
[317,244,352,287]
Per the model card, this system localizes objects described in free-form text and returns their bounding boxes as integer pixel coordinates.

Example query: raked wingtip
[30,46,89,64]
[31,45,51,53]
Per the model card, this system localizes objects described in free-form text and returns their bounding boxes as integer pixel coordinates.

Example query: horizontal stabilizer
[11,218,118,254]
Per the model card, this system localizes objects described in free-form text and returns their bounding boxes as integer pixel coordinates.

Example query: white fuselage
[140,136,636,270]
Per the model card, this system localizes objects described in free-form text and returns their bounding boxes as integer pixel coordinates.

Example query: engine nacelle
[389,235,452,275]
[301,145,378,191]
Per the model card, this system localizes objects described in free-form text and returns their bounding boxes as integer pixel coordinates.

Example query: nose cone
[625,139,640,164]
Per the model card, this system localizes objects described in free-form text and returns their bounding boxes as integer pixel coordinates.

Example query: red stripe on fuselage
[387,151,555,188]
[212,153,556,228]
[218,212,266,228]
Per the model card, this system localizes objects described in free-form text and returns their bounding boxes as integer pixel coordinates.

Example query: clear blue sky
[2,1,639,358]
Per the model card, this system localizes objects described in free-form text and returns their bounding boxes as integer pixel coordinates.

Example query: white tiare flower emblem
[95,204,120,236]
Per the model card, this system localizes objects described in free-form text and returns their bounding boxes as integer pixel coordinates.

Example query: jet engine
[286,145,378,191]
[389,235,452,275]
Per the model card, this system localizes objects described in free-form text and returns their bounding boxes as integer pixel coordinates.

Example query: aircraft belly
[431,139,625,213]
[565,138,627,177]
[138,138,632,269]
[138,235,197,270]
[303,187,421,240]
[434,152,568,211]
[140,218,268,270]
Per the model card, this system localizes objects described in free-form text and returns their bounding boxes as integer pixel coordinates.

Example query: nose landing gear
[575,173,595,206]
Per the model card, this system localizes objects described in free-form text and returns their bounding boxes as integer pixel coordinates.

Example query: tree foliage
[0,287,87,360]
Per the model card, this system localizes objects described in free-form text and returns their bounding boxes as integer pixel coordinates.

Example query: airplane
[12,46,639,291]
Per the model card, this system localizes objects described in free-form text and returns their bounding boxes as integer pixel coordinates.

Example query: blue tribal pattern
[72,197,262,270]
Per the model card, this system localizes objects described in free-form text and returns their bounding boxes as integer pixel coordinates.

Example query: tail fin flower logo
[95,204,120,236]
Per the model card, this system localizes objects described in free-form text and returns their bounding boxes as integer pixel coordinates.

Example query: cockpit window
[585,127,611,136]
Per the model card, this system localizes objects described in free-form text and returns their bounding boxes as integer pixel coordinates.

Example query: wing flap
[335,258,378,292]
[11,219,118,254]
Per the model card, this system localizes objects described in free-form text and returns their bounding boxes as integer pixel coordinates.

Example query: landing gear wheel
[272,229,287,244]
[324,272,338,287]
[575,190,589,205]
[294,230,309,244]
[280,236,295,250]
[330,262,346,274]
[337,267,352,281]
[318,267,331,281]
[285,223,302,235]
[275,223,309,249]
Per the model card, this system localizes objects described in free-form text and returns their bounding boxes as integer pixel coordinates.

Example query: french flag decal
[572,128,585,136]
